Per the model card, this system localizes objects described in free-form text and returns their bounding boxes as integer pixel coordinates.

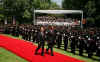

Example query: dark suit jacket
[47,30,56,43]
[37,32,45,43]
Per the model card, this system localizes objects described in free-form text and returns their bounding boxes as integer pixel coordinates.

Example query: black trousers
[71,44,75,54]
[64,40,68,51]
[35,42,44,55]
[88,50,93,58]
[79,48,83,56]
[46,43,54,55]
[57,39,61,48]
[96,49,100,56]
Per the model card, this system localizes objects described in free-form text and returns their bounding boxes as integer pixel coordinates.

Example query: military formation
[3,24,100,58]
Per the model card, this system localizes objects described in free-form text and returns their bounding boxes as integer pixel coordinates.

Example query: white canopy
[34,10,83,14]
[33,10,83,28]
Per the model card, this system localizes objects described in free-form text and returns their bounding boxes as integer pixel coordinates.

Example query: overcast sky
[51,0,62,7]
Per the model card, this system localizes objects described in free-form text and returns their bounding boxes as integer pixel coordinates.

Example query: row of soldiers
[4,24,100,58]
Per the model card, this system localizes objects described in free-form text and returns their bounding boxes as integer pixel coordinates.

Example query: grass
[0,47,28,62]
[3,34,100,62]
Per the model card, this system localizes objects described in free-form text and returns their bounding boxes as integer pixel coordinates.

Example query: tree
[62,0,99,27]
[0,0,60,24]
[85,1,96,17]
[2,0,31,23]
[62,0,88,10]
[84,1,96,26]
[49,2,60,9]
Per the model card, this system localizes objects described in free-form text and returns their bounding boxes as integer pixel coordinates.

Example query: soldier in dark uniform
[56,30,62,49]
[87,31,96,58]
[15,26,19,37]
[96,32,100,56]
[22,26,25,40]
[28,28,31,41]
[84,31,89,53]
[63,29,69,51]
[31,28,35,42]
[35,26,45,56]
[46,26,56,56]
[24,27,27,40]
[33,27,38,43]
[10,26,14,35]
[78,32,85,56]
[4,25,9,34]
[70,31,76,54]
[25,27,29,41]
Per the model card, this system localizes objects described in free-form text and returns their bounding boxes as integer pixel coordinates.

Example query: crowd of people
[3,24,100,58]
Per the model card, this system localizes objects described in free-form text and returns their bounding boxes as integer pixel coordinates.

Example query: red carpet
[0,35,84,62]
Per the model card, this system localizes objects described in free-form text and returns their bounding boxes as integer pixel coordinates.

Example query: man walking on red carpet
[46,26,56,56]
[35,26,45,56]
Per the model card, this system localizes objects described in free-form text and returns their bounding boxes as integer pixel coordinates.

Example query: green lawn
[3,34,100,62]
[0,47,28,62]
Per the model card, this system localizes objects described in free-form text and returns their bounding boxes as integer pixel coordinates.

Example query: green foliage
[0,0,60,24]
[49,2,60,9]
[62,0,88,10]
[85,1,96,17]
[23,10,31,19]
[87,17,95,24]
[0,14,4,20]
[62,0,100,27]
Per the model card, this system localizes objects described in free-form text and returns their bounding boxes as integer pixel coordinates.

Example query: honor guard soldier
[33,28,38,43]
[87,31,96,58]
[96,32,100,56]
[31,28,35,42]
[22,27,25,40]
[70,31,76,54]
[28,28,31,41]
[15,26,19,37]
[25,27,28,40]
[56,30,62,49]
[63,29,69,51]
[78,33,85,56]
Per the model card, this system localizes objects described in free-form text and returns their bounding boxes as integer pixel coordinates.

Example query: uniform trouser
[79,48,83,55]
[35,42,44,55]
[71,45,75,54]
[23,35,25,40]
[96,49,100,56]
[57,40,61,48]
[46,43,54,55]
[88,50,93,58]
[64,43,68,51]
[25,35,28,40]
[88,45,96,58]
[32,36,36,42]
[28,35,31,41]
[64,40,68,51]
[15,32,19,37]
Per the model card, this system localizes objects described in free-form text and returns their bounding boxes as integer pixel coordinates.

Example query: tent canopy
[34,10,83,14]
[34,10,83,28]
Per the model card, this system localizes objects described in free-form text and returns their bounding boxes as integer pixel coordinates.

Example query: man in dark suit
[35,26,45,56]
[46,26,56,56]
